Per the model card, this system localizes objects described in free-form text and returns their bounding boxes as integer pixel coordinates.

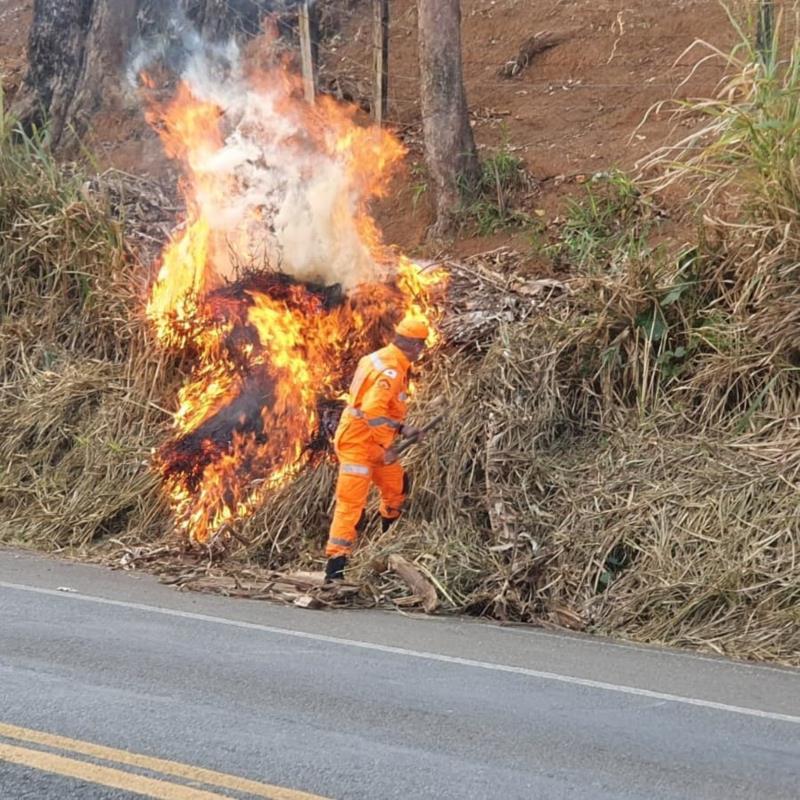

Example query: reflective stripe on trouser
[326,460,407,557]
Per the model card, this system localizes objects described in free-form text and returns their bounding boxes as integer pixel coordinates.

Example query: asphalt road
[1,549,798,799]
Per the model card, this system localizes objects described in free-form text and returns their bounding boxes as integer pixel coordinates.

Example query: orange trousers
[326,427,406,558]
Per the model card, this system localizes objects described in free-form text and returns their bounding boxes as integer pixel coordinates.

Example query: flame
[144,48,445,546]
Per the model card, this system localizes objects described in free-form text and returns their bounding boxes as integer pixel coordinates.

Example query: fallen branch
[387,554,439,613]
[500,32,562,78]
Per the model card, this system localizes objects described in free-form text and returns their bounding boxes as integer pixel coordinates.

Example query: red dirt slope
[0,0,737,258]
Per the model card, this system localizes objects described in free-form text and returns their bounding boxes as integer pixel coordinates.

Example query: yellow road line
[0,722,330,800]
[0,741,233,800]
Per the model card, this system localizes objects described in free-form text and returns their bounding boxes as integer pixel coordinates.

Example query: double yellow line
[0,722,330,800]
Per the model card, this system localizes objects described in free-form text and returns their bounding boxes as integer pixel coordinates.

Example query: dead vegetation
[499,32,563,79]
[1,11,799,665]
[0,98,173,550]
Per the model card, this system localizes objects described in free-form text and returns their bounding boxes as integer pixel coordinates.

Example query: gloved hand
[383,447,399,465]
[400,424,423,440]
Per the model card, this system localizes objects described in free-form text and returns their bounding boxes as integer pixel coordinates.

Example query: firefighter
[324,316,429,581]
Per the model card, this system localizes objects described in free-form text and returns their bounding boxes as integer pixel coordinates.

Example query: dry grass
[2,10,799,666]
[244,12,800,662]
[236,249,800,664]
[363,333,800,662]
[0,95,172,552]
[0,357,168,547]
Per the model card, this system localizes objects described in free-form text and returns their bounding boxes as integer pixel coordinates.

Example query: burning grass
[139,48,446,546]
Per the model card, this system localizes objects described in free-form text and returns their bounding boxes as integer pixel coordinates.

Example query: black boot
[325,555,348,582]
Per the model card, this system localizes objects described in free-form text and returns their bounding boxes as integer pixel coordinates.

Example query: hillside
[1,0,734,253]
[321,0,735,253]
[1,1,798,665]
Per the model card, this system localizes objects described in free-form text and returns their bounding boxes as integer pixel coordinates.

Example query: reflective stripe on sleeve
[341,464,370,476]
[366,416,403,429]
[369,352,387,372]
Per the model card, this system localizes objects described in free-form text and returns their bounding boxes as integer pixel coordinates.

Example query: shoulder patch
[376,378,392,390]
[384,368,398,379]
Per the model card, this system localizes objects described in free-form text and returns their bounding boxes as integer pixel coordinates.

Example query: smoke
[201,50,388,288]
[127,7,237,90]
[185,50,382,289]
[131,3,390,290]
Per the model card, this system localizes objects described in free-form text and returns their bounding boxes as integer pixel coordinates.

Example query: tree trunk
[65,0,141,137]
[417,0,480,239]
[13,0,95,145]
[13,0,275,149]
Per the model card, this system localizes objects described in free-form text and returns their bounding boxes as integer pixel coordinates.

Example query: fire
[144,45,444,546]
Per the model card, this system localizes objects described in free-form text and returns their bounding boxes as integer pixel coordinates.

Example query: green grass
[551,170,653,271]
[459,138,536,236]
[645,2,800,259]
[639,1,800,379]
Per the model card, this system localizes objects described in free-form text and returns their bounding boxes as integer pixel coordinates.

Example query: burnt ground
[0,0,736,262]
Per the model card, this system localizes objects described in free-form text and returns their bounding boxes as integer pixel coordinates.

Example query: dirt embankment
[6,2,798,666]
[0,0,734,256]
[321,0,735,255]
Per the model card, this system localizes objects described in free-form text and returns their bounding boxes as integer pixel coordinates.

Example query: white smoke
[188,50,380,289]
[136,22,388,290]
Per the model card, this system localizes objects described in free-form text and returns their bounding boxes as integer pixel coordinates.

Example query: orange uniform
[326,343,413,558]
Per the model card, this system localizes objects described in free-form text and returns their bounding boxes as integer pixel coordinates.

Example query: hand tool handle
[393,412,445,456]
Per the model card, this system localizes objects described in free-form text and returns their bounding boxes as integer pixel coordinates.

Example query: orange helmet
[395,317,429,341]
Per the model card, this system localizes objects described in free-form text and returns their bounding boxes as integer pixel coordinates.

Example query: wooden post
[298,0,316,103]
[756,0,775,64]
[372,0,389,125]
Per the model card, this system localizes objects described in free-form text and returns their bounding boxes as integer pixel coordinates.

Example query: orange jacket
[339,343,411,450]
